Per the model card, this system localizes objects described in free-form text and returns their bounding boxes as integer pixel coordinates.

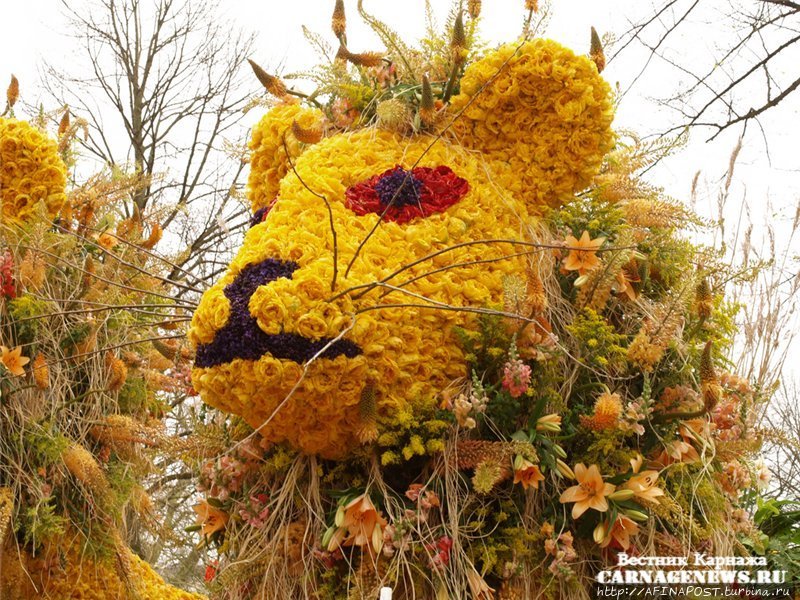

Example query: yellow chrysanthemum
[0,117,68,223]
[1,541,205,600]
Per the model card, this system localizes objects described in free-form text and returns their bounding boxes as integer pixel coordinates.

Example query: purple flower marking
[195,258,361,368]
[374,167,424,208]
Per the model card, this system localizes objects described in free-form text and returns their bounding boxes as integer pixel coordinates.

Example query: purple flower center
[374,167,423,208]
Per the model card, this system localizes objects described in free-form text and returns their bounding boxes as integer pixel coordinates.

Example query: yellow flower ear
[247,103,325,212]
[448,39,615,210]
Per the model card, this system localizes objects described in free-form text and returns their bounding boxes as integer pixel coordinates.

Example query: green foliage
[21,497,68,551]
[565,308,626,372]
[6,295,50,347]
[747,498,800,590]
[549,198,626,244]
[454,309,513,376]
[117,374,147,414]
[25,424,70,467]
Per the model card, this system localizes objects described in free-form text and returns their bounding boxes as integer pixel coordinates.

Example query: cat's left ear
[248,104,325,212]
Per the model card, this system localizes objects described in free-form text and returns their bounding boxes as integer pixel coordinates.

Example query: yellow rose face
[190,39,614,458]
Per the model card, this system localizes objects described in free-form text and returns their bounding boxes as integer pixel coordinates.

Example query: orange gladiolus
[559,463,615,519]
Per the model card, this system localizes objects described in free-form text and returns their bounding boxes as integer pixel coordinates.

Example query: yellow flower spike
[6,74,19,109]
[248,59,292,101]
[31,353,50,390]
[58,109,70,137]
[468,0,482,18]
[331,0,346,38]
[590,27,606,73]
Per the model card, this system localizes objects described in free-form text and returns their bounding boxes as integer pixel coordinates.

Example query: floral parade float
[187,3,790,600]
[0,93,204,596]
[0,1,793,599]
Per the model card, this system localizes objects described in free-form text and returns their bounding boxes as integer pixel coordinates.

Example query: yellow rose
[250,285,288,335]
[255,356,284,385]
[296,311,328,340]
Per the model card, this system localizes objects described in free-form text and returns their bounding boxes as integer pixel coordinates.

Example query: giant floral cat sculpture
[190,39,614,458]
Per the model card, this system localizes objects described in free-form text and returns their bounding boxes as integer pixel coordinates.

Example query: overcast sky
[2,0,798,374]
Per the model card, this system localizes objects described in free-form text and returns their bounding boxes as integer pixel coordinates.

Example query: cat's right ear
[447,39,615,211]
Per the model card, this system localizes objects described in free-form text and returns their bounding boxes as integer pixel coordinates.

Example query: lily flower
[563,230,606,276]
[559,463,615,519]
[193,500,229,537]
[513,457,545,490]
[1,345,30,377]
[599,515,639,550]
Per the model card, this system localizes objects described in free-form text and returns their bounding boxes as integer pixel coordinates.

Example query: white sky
[2,0,798,378]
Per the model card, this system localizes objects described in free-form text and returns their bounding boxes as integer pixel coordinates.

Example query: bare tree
[45,0,257,288]
[610,0,800,140]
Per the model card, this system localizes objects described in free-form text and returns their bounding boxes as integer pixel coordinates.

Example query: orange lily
[559,463,615,519]
[1,345,30,377]
[599,515,639,550]
[513,457,545,490]
[193,500,229,537]
[655,439,700,466]
[330,494,387,553]
[622,454,664,502]
[615,267,639,301]
[563,231,606,276]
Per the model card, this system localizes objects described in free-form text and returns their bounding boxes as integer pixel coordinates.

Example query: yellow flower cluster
[448,39,615,209]
[1,542,205,600]
[192,39,615,459]
[247,103,324,211]
[0,117,68,223]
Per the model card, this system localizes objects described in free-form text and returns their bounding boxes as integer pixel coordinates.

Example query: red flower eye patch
[345,165,469,223]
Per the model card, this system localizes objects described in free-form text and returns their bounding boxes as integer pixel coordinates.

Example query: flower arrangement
[190,31,615,460]
[0,87,203,598]
[185,3,788,599]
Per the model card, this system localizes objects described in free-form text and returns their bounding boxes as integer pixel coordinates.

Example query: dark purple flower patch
[195,258,361,368]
